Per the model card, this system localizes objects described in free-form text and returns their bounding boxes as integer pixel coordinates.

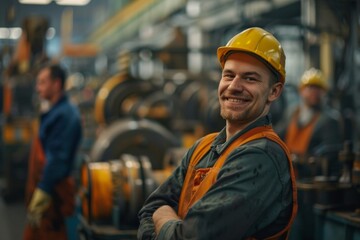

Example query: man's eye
[245,77,257,81]
[223,74,234,79]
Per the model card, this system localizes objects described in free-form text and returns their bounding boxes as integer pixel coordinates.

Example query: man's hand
[27,188,52,227]
[153,205,181,235]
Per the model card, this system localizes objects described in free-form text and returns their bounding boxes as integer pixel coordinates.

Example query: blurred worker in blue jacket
[23,63,82,240]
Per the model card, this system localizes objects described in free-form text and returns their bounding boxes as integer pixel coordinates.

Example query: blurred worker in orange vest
[280,68,343,179]
[138,27,297,240]
[23,63,82,240]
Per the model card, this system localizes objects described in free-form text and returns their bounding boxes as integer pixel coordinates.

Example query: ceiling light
[19,0,91,5]
[19,0,52,4]
[46,27,56,39]
[56,0,90,6]
[10,28,22,39]
[0,27,22,39]
[186,1,201,18]
[0,28,10,39]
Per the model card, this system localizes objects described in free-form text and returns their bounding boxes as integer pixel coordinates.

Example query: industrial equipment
[81,154,157,226]
[290,141,360,240]
[76,118,182,239]
[1,16,49,201]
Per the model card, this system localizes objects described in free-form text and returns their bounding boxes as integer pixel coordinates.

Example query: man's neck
[298,104,318,126]
[49,92,64,106]
[226,123,246,141]
[226,111,269,141]
[225,115,265,141]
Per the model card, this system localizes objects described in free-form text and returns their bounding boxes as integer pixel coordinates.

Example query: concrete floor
[0,190,27,240]
[0,183,80,240]
[0,174,137,240]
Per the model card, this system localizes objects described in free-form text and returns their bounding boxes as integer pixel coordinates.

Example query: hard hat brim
[217,47,285,83]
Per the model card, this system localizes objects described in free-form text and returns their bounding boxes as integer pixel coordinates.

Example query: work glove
[27,188,52,228]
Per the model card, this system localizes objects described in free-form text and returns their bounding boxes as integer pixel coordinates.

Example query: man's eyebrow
[222,69,235,74]
[242,71,261,78]
[222,70,261,78]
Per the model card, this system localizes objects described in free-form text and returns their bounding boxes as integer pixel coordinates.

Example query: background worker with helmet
[279,68,343,179]
[137,27,297,240]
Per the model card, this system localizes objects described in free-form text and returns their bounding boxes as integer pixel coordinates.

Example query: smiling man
[138,27,297,240]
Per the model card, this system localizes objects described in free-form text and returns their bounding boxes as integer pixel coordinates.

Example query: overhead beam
[88,0,186,52]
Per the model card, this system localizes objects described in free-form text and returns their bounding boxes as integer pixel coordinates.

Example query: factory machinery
[0,16,49,201]
[75,67,360,240]
[71,49,360,239]
[74,68,227,239]
[71,54,360,239]
[289,141,360,240]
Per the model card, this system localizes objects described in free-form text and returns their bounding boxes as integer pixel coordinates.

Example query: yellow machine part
[80,162,113,221]
[94,73,128,125]
[3,119,38,144]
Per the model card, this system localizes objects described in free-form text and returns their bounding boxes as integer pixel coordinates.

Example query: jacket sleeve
[38,111,82,194]
[137,148,192,240]
[155,143,291,240]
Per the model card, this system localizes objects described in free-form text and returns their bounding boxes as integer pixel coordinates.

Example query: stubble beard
[220,103,268,125]
[220,107,250,123]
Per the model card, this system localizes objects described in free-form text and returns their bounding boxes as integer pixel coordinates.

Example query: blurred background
[0,0,359,239]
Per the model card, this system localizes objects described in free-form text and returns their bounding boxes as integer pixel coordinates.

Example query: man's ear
[268,82,283,103]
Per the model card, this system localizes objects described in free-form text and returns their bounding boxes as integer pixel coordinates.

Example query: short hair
[269,71,279,87]
[40,63,67,89]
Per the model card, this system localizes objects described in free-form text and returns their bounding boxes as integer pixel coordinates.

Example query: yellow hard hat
[299,68,328,90]
[217,27,286,83]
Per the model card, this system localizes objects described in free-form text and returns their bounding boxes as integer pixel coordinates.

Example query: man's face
[218,52,282,125]
[300,85,325,108]
[36,68,58,101]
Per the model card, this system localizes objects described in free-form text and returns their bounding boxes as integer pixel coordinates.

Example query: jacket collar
[212,114,272,154]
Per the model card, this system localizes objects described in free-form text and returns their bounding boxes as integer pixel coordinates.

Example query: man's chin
[221,112,242,122]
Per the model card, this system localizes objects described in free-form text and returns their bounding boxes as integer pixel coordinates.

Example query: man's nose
[228,76,244,91]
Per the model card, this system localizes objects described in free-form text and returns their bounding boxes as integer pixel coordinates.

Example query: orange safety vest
[23,136,75,240]
[284,108,319,156]
[178,126,297,240]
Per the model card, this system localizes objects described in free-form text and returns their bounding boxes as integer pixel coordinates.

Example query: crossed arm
[153,205,181,234]
[138,145,287,240]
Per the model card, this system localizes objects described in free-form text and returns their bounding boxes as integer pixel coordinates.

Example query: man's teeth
[227,98,245,102]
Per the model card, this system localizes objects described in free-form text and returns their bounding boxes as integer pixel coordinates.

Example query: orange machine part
[81,162,113,221]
